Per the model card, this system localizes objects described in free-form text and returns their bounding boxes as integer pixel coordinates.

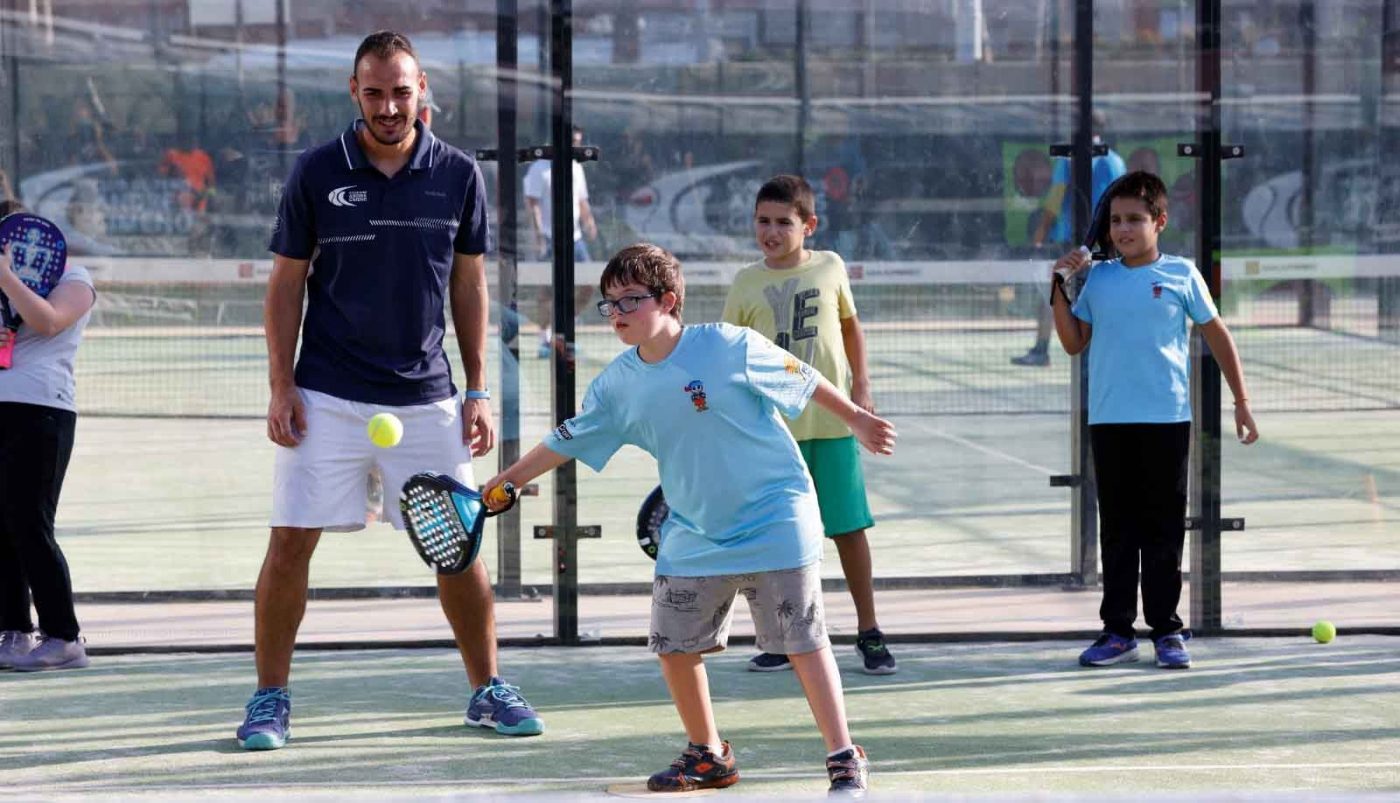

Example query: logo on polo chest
[1151,281,1164,299]
[684,380,709,412]
[328,185,369,207]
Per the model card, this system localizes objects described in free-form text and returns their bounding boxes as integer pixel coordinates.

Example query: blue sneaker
[1153,633,1192,669]
[1078,633,1140,667]
[237,687,291,750]
[466,676,544,736]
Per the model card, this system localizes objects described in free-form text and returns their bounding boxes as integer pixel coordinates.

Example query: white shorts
[270,388,475,532]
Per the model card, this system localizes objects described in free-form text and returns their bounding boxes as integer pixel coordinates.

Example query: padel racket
[0,213,69,369]
[400,473,517,574]
[636,484,669,561]
[1053,174,1125,303]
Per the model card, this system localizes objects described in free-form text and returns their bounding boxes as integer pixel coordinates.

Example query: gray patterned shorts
[648,564,829,655]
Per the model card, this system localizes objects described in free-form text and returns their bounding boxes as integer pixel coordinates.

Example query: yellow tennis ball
[1312,620,1336,644]
[366,412,403,448]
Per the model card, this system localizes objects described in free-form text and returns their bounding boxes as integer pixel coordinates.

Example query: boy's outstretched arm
[1199,318,1260,444]
[811,375,896,455]
[1050,248,1092,354]
[482,443,573,509]
[840,314,874,412]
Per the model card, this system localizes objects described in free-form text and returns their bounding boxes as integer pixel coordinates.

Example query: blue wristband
[465,389,491,400]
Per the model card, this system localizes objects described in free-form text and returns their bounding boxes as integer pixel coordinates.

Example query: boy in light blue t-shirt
[1050,171,1259,670]
[483,243,896,795]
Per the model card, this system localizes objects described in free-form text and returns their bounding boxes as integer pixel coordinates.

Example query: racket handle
[1054,246,1092,283]
[0,330,13,370]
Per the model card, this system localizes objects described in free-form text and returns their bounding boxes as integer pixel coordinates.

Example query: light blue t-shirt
[546,322,824,577]
[1071,254,1218,425]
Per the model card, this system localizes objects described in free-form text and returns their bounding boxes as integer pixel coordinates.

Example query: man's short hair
[600,243,685,321]
[755,174,816,221]
[1107,170,1169,219]
[353,31,419,76]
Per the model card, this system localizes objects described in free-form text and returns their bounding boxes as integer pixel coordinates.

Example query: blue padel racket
[636,484,669,561]
[400,473,517,574]
[0,213,69,370]
[1052,174,1125,305]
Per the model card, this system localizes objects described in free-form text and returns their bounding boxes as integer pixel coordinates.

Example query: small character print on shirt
[684,380,709,412]
[1152,282,1164,299]
[553,422,574,441]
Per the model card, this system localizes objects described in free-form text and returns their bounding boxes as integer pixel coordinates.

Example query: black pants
[0,402,80,641]
[1090,422,1190,641]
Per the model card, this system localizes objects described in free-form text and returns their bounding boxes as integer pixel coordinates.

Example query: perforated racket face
[0,214,67,297]
[400,475,482,574]
[636,485,669,561]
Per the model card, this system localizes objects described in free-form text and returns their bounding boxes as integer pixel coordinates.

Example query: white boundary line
[902,417,1059,477]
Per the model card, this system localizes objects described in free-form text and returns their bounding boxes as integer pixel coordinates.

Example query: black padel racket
[1053,174,1126,304]
[0,213,69,369]
[636,484,669,561]
[400,473,516,574]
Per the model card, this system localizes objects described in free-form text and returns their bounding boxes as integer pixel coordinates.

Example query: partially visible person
[0,199,98,672]
[524,125,598,358]
[1013,111,1125,367]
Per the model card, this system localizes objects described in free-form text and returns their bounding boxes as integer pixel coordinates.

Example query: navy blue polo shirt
[269,119,489,406]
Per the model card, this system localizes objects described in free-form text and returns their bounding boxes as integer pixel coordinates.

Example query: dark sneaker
[827,744,870,797]
[855,629,897,675]
[9,635,89,672]
[0,630,37,669]
[1153,633,1192,669]
[1078,633,1140,667]
[747,652,793,672]
[237,687,291,750]
[466,676,544,736]
[647,741,740,792]
[1011,349,1050,367]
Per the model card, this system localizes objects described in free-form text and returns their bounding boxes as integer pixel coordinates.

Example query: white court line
[44,761,1400,792]
[902,418,1059,477]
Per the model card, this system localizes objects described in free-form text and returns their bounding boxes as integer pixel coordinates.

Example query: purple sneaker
[237,687,291,750]
[0,630,38,669]
[1078,633,1140,667]
[10,634,88,672]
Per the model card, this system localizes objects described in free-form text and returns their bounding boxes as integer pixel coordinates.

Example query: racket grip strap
[0,336,13,370]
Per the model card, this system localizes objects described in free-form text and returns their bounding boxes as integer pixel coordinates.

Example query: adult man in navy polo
[236,31,543,751]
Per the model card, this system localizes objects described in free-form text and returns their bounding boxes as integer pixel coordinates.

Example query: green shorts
[798,436,874,538]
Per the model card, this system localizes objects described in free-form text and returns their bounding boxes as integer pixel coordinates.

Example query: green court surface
[3,639,1398,797]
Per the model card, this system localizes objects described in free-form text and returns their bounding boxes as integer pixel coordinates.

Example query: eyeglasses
[596,293,658,317]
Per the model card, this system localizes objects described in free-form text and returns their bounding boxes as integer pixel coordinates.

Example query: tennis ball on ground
[367,412,403,448]
[1312,620,1336,644]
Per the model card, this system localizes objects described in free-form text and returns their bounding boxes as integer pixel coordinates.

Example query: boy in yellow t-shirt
[721,174,895,675]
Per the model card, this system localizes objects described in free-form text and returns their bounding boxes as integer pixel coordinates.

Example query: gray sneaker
[0,630,38,669]
[10,635,89,672]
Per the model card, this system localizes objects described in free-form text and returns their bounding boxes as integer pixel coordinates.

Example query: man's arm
[578,197,598,242]
[450,251,494,455]
[840,314,873,412]
[264,254,310,446]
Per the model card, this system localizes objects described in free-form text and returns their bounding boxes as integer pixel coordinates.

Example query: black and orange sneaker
[827,745,870,797]
[646,741,740,792]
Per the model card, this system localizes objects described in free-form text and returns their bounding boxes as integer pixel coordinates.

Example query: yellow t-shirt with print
[721,250,857,441]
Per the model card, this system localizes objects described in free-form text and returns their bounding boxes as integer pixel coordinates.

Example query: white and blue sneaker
[237,687,291,750]
[1152,633,1192,669]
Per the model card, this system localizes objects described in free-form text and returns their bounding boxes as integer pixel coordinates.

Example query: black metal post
[1298,1,1326,328]
[549,0,580,644]
[1190,0,1225,635]
[795,0,808,175]
[1384,0,1400,336]
[1068,0,1097,586]
[495,0,524,600]
[3,3,21,187]
[275,0,288,176]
